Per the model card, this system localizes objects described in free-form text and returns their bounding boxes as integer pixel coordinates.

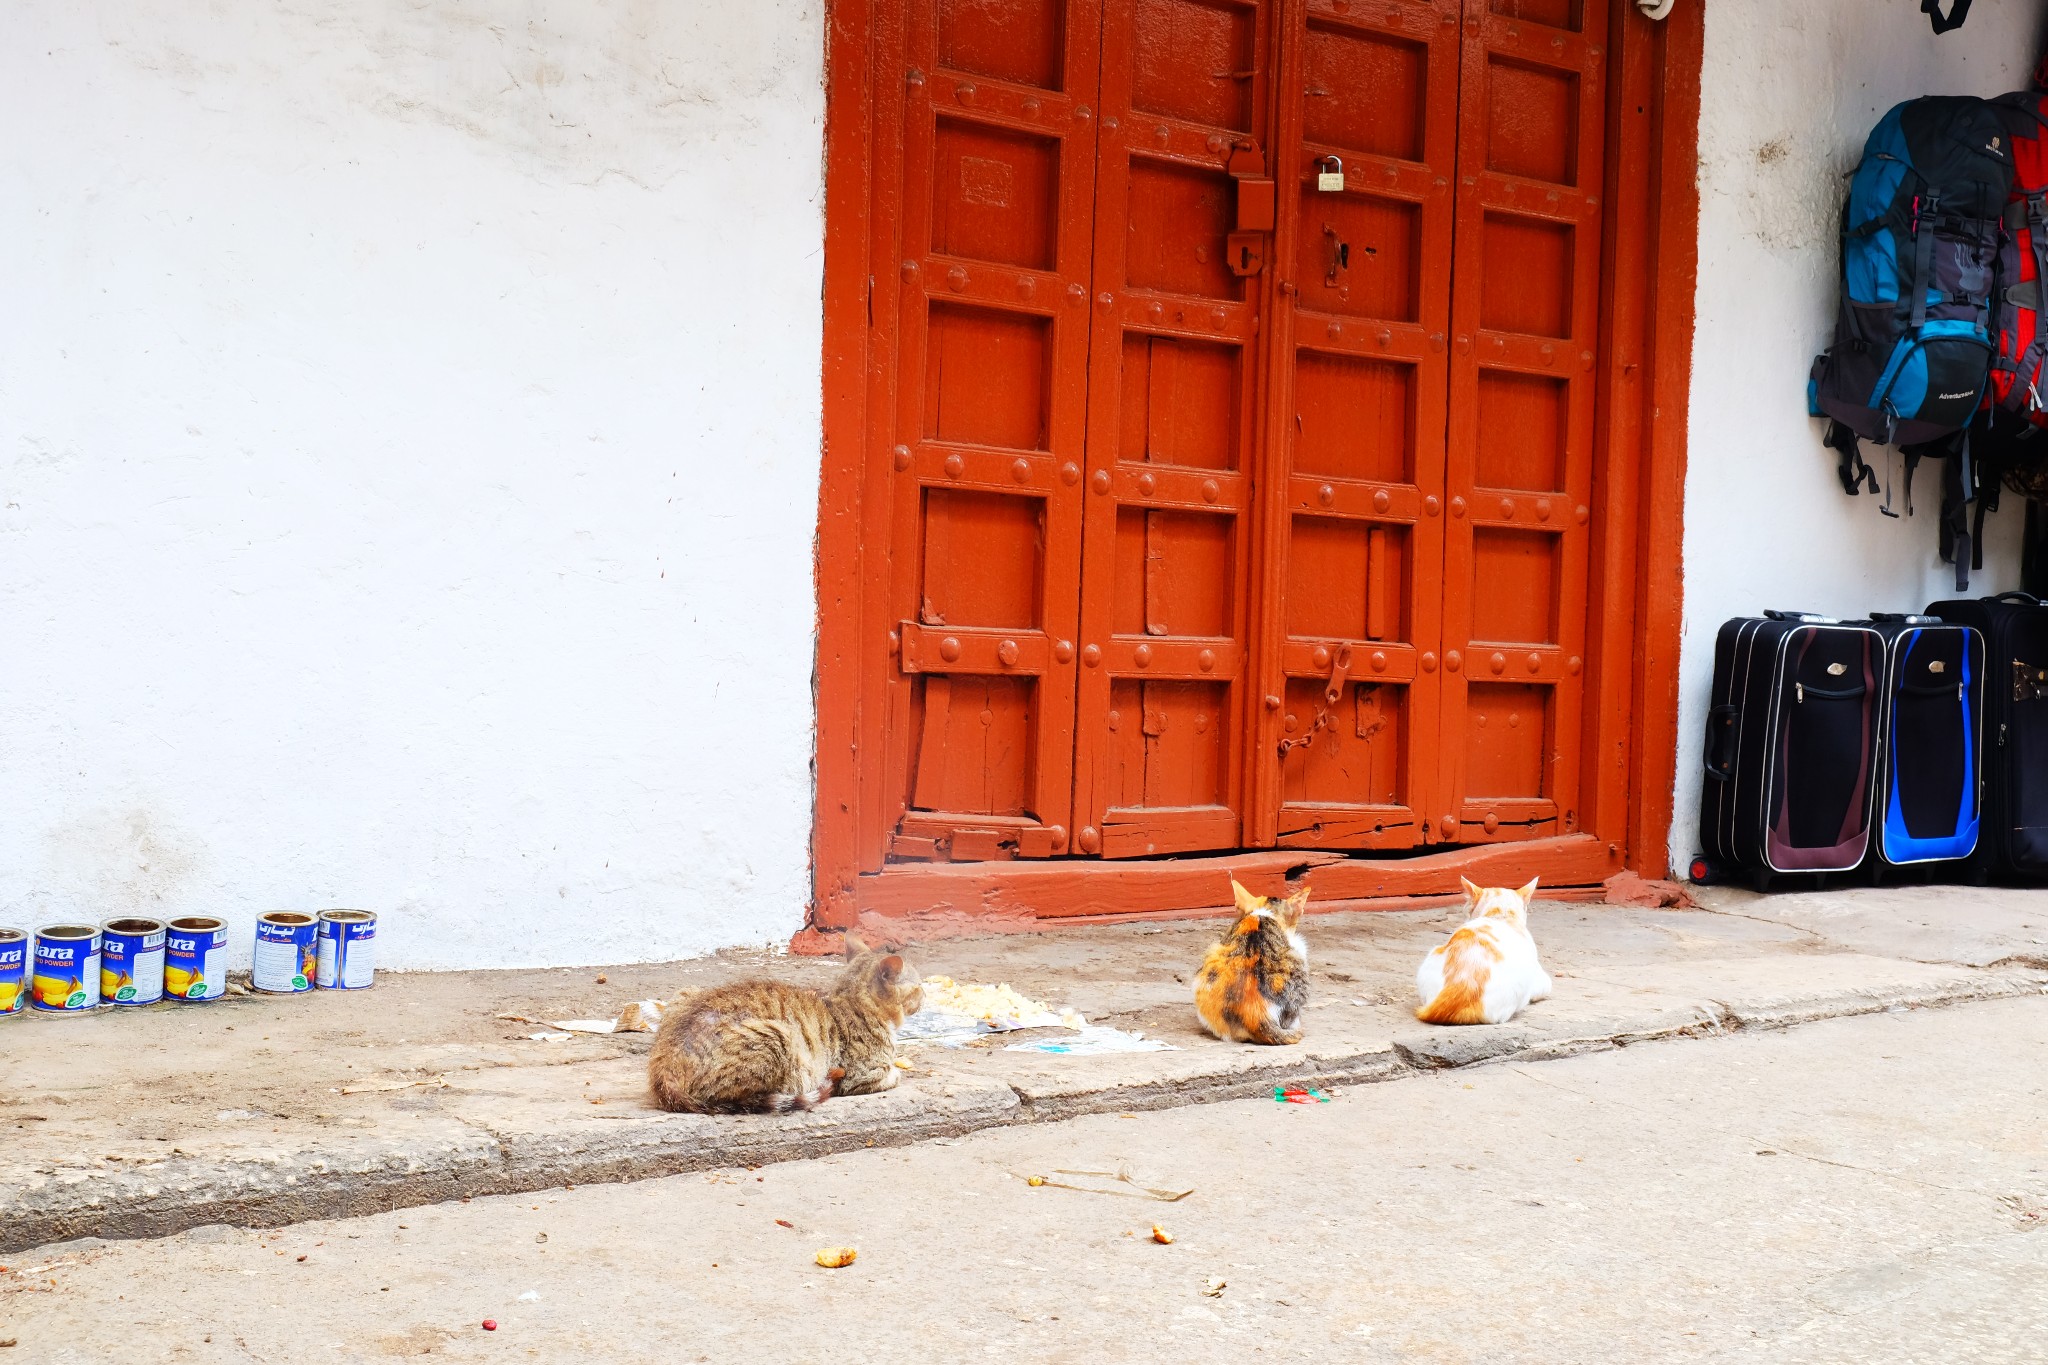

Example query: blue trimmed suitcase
[1866,614,1984,871]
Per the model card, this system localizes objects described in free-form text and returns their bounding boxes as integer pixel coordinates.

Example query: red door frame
[811,0,1701,937]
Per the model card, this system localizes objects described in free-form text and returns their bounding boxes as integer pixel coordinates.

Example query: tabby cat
[1414,877,1551,1026]
[647,935,923,1113]
[1193,880,1310,1046]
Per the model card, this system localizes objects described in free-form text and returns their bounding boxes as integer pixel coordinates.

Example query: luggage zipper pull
[1796,682,1805,704]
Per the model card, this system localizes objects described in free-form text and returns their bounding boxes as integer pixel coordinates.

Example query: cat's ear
[873,954,905,986]
[1460,876,1483,903]
[1277,886,1310,928]
[842,932,871,960]
[1516,877,1541,903]
[1230,879,1262,914]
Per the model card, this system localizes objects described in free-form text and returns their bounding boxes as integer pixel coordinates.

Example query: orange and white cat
[1414,877,1551,1026]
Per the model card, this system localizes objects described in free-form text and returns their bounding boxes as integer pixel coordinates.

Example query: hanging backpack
[1812,96,2014,587]
[1989,90,2048,427]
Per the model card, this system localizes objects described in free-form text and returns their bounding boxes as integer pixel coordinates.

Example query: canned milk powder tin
[315,910,377,990]
[164,916,230,1002]
[0,928,27,1017]
[252,912,318,994]
[100,917,168,1006]
[32,924,101,1013]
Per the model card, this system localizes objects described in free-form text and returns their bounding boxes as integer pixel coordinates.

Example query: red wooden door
[1068,0,1277,858]
[867,0,1609,867]
[1251,0,1461,852]
[1249,0,1605,853]
[1437,0,1607,846]
[878,0,1105,861]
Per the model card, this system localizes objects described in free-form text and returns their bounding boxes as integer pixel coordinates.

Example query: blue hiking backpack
[1811,95,2016,586]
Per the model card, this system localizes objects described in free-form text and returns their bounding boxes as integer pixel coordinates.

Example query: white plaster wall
[1672,0,2048,872]
[0,1,825,967]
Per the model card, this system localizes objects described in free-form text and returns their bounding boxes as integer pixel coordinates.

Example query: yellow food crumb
[918,976,1052,1026]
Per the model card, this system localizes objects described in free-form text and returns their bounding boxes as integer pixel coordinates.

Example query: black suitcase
[1866,614,1985,871]
[1922,591,2048,880]
[1696,612,1883,888]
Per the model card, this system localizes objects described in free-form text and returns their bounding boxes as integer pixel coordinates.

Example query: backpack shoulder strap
[1922,0,1973,34]
[1827,420,1880,496]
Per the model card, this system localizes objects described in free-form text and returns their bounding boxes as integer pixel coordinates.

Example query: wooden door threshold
[794,834,1623,952]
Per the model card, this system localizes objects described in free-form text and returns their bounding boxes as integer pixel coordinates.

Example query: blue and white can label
[100,918,167,1006]
[0,927,27,1016]
[253,912,318,994]
[33,925,101,1013]
[165,917,229,1002]
[315,910,377,990]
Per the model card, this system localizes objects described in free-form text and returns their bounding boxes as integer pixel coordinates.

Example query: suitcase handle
[1763,609,1842,623]
[1990,592,2042,605]
[1869,613,1941,623]
[1703,704,1739,781]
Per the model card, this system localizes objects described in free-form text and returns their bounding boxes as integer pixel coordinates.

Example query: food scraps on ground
[1027,1176,1045,1187]
[1151,1226,1174,1245]
[815,1247,859,1269]
[1204,1277,1227,1298]
[545,1000,666,1034]
[917,976,1055,1026]
[481,1320,497,1332]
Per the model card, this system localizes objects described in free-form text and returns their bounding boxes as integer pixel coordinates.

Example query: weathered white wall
[1672,0,2047,872]
[0,1,825,967]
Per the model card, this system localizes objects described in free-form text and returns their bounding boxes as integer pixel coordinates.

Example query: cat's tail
[1414,993,1490,1026]
[766,1066,845,1114]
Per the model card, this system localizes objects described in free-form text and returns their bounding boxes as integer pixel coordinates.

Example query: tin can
[164,916,230,1002]
[252,912,318,994]
[100,917,168,1006]
[32,925,101,1013]
[0,928,27,1017]
[315,909,377,990]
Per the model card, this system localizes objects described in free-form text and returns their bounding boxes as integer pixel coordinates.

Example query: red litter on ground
[482,1320,497,1332]
[1274,1085,1331,1104]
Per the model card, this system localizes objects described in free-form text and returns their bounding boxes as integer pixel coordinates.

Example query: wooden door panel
[1254,0,1459,852]
[882,0,1104,861]
[1437,0,1606,846]
[1070,0,1273,859]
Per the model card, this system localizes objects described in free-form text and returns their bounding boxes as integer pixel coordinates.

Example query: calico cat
[647,935,923,1114]
[1414,877,1552,1026]
[1193,880,1310,1045]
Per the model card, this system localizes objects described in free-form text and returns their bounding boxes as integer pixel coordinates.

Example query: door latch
[1323,224,1349,285]
[1322,643,1354,706]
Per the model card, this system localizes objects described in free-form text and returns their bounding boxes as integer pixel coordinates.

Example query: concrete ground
[6,998,2046,1363]
[4,885,2047,1252]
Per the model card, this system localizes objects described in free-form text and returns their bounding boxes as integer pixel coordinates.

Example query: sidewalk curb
[8,968,2045,1254]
